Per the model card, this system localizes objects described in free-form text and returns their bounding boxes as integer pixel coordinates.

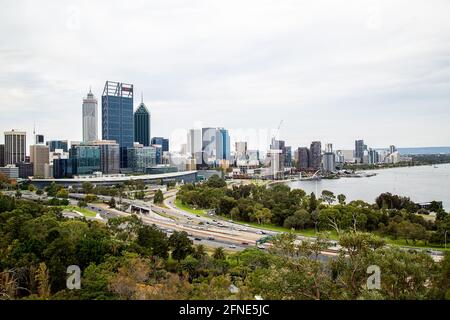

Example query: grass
[174,199,207,215]
[61,205,97,218]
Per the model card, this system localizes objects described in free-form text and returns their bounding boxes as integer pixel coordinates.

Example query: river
[286,163,450,210]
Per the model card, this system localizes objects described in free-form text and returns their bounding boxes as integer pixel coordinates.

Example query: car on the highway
[207,236,215,240]
[229,245,236,249]
[241,242,249,245]
[194,237,202,241]
[257,245,265,250]
[256,231,263,235]
[196,214,201,217]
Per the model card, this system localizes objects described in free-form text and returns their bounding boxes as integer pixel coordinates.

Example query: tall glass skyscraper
[134,99,151,146]
[102,81,134,168]
[151,137,169,152]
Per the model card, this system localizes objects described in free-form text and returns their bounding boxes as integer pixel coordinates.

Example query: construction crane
[272,120,284,142]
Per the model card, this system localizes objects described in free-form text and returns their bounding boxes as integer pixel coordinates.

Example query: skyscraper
[102,81,134,168]
[151,137,169,152]
[4,130,26,165]
[69,144,101,176]
[309,141,322,170]
[0,144,4,167]
[134,97,151,146]
[35,134,44,145]
[295,147,309,171]
[216,128,230,163]
[355,139,365,163]
[322,143,335,172]
[30,144,50,178]
[46,140,68,152]
[91,140,120,174]
[83,89,98,142]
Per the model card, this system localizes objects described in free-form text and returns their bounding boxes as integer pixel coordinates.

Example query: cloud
[1,0,450,151]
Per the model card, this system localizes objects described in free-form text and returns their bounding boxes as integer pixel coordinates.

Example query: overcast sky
[1,0,450,152]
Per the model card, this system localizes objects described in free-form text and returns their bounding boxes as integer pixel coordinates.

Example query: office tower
[389,145,397,154]
[35,134,44,145]
[152,144,163,165]
[102,81,134,168]
[201,127,217,166]
[151,137,169,152]
[53,159,72,179]
[235,142,248,160]
[270,138,286,172]
[18,162,34,179]
[134,98,151,147]
[247,150,260,166]
[46,140,69,152]
[369,148,380,164]
[187,129,202,165]
[4,130,26,165]
[309,141,322,170]
[127,143,156,172]
[82,89,98,142]
[69,144,101,176]
[30,144,49,178]
[295,147,310,171]
[355,139,365,163]
[284,146,292,167]
[322,143,335,172]
[0,165,19,179]
[91,140,120,174]
[216,128,230,163]
[0,144,4,167]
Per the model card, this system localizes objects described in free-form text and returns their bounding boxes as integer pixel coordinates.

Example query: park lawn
[174,198,207,215]
[61,205,97,218]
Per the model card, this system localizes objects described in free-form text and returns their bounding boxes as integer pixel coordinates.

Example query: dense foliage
[177,176,450,246]
[0,193,449,300]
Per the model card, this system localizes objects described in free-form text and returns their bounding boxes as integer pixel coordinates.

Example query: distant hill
[398,147,450,155]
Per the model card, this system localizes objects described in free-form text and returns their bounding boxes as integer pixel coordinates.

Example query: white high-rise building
[4,130,26,165]
[82,89,98,142]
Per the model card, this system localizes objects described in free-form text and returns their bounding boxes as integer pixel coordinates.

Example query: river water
[286,163,450,210]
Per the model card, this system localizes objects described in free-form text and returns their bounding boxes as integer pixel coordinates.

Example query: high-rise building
[127,143,156,172]
[295,147,309,170]
[18,162,34,179]
[35,134,44,145]
[53,159,72,179]
[0,165,19,179]
[187,129,203,165]
[151,137,169,152]
[4,130,26,165]
[235,142,248,161]
[83,89,98,142]
[46,140,68,152]
[270,138,286,172]
[102,81,134,168]
[91,140,120,174]
[216,128,230,163]
[134,98,151,147]
[0,144,4,167]
[389,145,397,155]
[284,146,292,167]
[30,144,50,178]
[322,143,335,172]
[69,144,101,176]
[355,139,365,163]
[309,141,322,170]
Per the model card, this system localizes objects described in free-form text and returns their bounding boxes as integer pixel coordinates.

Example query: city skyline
[1,1,450,150]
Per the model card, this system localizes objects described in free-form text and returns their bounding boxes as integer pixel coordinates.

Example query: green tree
[109,197,116,208]
[205,175,226,188]
[321,190,336,205]
[309,192,318,212]
[56,188,69,199]
[168,231,193,262]
[154,190,164,204]
[136,225,169,259]
[212,247,226,260]
[337,194,346,205]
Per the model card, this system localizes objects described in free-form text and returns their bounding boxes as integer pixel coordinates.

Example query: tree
[82,181,94,194]
[251,208,272,225]
[56,188,69,199]
[154,190,164,204]
[283,209,311,230]
[168,231,193,262]
[35,262,51,299]
[15,190,22,199]
[309,193,318,212]
[78,200,87,208]
[337,194,346,205]
[205,175,226,188]
[321,190,336,205]
[36,189,44,196]
[136,225,169,259]
[192,244,207,260]
[212,247,226,260]
[28,184,37,192]
[108,197,116,208]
